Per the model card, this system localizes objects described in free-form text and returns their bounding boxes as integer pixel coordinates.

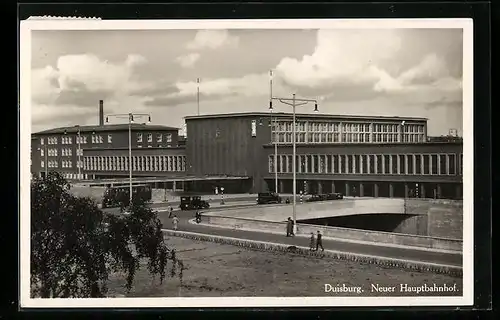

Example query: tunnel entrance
[298,213,423,235]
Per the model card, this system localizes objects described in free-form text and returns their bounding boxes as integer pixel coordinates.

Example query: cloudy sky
[31,28,463,135]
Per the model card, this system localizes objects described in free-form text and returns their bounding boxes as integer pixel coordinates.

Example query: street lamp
[106,112,151,210]
[270,94,319,235]
[269,70,278,194]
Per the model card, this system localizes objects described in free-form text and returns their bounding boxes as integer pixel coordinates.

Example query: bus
[101,184,152,209]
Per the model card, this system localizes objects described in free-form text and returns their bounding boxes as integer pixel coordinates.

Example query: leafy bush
[30,172,183,298]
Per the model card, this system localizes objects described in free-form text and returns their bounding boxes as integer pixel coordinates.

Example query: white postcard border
[19,18,474,308]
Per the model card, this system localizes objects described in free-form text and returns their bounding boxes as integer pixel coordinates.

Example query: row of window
[83,155,186,172]
[41,160,83,168]
[41,160,59,168]
[59,173,87,180]
[272,121,425,134]
[61,148,72,156]
[271,132,426,144]
[270,121,426,144]
[137,133,173,143]
[268,153,463,176]
[40,133,173,145]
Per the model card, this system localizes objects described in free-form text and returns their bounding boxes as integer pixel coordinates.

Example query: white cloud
[175,53,201,68]
[31,54,151,127]
[275,29,402,89]
[186,30,239,50]
[275,29,461,102]
[32,54,149,103]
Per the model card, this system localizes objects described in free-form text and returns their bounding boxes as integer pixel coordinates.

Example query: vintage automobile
[306,193,344,202]
[179,196,210,211]
[257,192,283,205]
[305,194,324,202]
[101,184,152,209]
[326,192,344,200]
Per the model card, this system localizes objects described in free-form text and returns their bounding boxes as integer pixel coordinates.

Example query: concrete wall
[406,199,463,239]
[211,198,405,222]
[204,214,463,252]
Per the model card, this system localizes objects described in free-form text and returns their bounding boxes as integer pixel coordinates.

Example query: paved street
[156,208,462,268]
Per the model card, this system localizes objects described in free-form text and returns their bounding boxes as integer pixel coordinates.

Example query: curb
[162,229,462,277]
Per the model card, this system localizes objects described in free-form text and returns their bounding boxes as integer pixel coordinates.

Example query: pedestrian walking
[286,217,294,237]
[172,215,179,231]
[315,230,324,252]
[309,232,316,250]
[168,205,173,218]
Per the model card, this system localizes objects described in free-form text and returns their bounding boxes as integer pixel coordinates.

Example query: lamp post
[269,70,279,194]
[106,113,151,209]
[270,94,319,235]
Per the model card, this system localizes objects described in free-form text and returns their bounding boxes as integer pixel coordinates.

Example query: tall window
[157,134,162,143]
[415,154,422,174]
[147,133,153,143]
[166,133,172,143]
[391,155,398,174]
[423,154,430,175]
[368,155,375,174]
[439,154,447,175]
[431,154,438,175]
[383,155,390,174]
[137,133,143,143]
[448,154,456,175]
[108,134,112,143]
[354,155,361,174]
[398,155,406,174]
[40,138,44,145]
[376,155,383,174]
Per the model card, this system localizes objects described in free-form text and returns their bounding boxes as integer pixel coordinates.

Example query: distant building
[31,101,181,180]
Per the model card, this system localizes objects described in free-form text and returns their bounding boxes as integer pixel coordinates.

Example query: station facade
[183,112,463,199]
[31,106,463,200]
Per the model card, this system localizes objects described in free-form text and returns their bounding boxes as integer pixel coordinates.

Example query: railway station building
[30,103,463,199]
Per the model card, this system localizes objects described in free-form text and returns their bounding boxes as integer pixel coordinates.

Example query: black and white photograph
[20,19,473,308]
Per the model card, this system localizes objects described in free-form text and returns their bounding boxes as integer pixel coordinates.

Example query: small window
[147,133,153,143]
[137,133,143,143]
[157,134,162,142]
[40,138,44,145]
[108,134,112,143]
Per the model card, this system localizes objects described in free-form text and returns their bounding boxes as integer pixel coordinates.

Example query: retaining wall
[204,215,463,252]
[163,230,462,276]
[406,199,463,240]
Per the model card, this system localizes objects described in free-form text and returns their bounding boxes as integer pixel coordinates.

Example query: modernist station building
[30,104,463,199]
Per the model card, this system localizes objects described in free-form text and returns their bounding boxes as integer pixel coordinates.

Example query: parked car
[305,194,323,202]
[257,192,282,204]
[179,196,210,211]
[326,192,344,200]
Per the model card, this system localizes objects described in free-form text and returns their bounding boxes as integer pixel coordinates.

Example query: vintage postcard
[19,18,473,308]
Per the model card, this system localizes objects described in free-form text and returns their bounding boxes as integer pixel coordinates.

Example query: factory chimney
[99,100,104,126]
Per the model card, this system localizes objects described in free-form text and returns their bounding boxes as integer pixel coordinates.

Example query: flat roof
[184,112,428,122]
[262,141,463,148]
[33,123,179,135]
[83,146,185,151]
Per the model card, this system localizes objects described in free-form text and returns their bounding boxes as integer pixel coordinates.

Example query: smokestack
[99,100,104,126]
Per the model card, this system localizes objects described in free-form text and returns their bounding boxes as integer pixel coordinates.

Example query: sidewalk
[158,212,462,268]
